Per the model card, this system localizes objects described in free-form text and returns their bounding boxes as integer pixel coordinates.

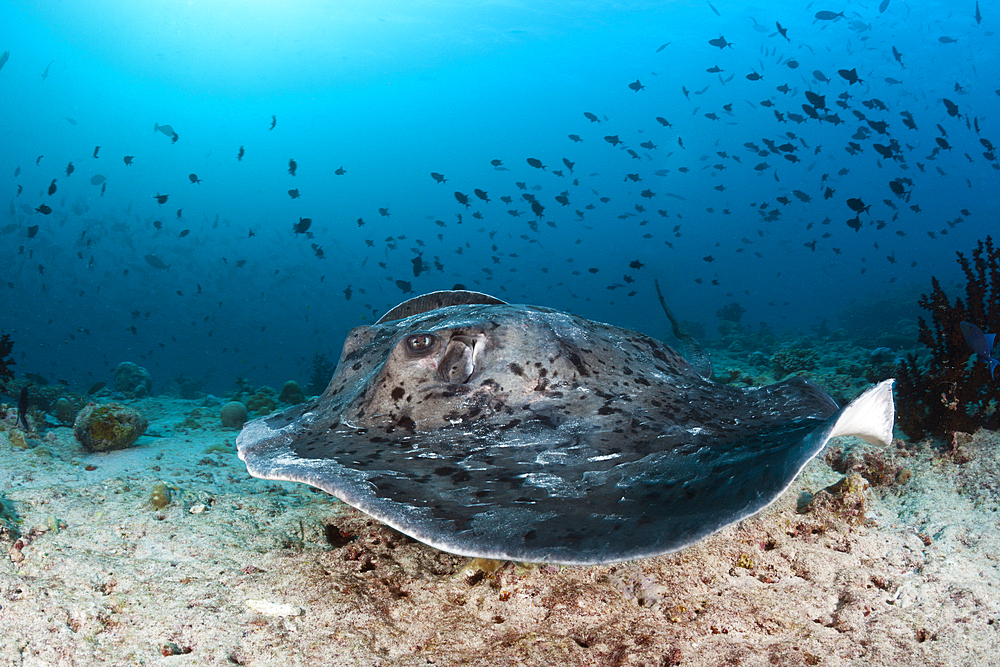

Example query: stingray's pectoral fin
[829,379,895,446]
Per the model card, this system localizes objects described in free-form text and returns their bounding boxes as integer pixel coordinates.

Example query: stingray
[238,290,895,565]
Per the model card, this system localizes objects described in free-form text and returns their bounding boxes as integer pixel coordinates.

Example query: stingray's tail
[830,379,895,446]
[654,278,713,380]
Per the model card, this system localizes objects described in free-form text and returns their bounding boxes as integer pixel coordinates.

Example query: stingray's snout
[438,334,480,383]
[401,331,484,384]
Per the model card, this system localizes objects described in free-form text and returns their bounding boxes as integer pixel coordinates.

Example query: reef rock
[220,401,248,428]
[74,402,148,452]
[278,380,305,404]
[113,362,153,398]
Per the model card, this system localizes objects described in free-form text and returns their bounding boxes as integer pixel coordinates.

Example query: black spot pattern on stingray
[238,290,895,565]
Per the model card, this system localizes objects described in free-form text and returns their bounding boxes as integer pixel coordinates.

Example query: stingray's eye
[405,333,438,355]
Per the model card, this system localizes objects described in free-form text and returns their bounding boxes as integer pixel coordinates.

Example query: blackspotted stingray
[238,290,895,565]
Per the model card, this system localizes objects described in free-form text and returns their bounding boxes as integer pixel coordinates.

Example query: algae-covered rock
[8,429,29,449]
[279,380,305,404]
[73,402,148,452]
[150,482,171,509]
[113,361,153,398]
[220,401,248,428]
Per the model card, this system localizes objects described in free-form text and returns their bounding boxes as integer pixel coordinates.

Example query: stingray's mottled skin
[238,291,895,565]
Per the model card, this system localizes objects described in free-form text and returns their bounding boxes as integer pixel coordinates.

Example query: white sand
[1,397,998,666]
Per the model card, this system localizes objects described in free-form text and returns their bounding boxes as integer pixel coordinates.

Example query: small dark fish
[430,172,447,184]
[604,135,621,146]
[454,192,470,208]
[36,155,43,165]
[124,155,134,166]
[846,197,870,214]
[0,50,8,71]
[805,91,826,108]
[628,79,645,92]
[27,225,38,238]
[145,254,170,269]
[656,117,672,127]
[474,188,490,202]
[93,146,100,158]
[178,229,190,238]
[746,71,762,81]
[188,173,201,184]
[655,42,671,52]
[48,179,57,195]
[36,204,52,215]
[65,162,74,176]
[154,123,174,136]
[879,0,890,12]
[379,207,390,217]
[288,158,297,176]
[294,217,312,234]
[270,115,276,130]
[708,35,733,49]
[976,1,982,25]
[288,189,300,199]
[154,193,169,205]
[943,98,960,117]
[838,68,862,85]
[87,381,106,395]
[153,220,163,230]
[335,166,346,175]
[16,387,29,431]
[961,322,999,378]
[396,279,413,294]
[938,36,958,44]
[562,158,575,172]
[776,21,789,40]
[527,157,546,170]
[815,10,845,20]
[90,174,106,185]
[237,146,244,161]
[583,112,600,123]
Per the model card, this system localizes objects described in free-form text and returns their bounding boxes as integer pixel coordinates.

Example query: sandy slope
[0,397,998,667]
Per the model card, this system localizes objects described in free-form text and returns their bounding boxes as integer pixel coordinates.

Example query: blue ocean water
[0,0,995,393]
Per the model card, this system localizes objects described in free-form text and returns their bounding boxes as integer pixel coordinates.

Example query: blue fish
[960,321,999,379]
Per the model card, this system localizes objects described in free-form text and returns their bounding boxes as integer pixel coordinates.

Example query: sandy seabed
[0,396,998,667]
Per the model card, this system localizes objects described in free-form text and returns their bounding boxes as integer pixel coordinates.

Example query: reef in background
[897,236,1000,440]
[0,333,14,382]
